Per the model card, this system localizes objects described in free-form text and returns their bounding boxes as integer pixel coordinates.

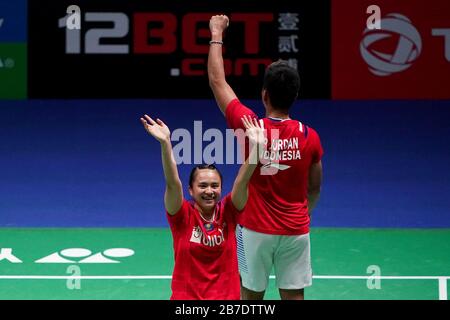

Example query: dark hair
[263,60,300,111]
[189,164,223,188]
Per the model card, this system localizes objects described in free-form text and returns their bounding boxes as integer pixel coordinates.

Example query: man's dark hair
[189,164,223,188]
[263,60,300,111]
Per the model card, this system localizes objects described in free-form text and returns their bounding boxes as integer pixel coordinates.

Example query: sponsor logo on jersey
[189,226,225,247]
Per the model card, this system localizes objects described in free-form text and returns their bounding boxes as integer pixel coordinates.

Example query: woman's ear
[188,186,193,198]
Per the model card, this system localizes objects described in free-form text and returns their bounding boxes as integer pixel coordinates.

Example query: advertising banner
[0,1,27,99]
[332,0,450,99]
[0,0,27,42]
[28,0,330,99]
[0,44,27,99]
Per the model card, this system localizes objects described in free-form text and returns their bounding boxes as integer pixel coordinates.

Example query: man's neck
[266,110,290,120]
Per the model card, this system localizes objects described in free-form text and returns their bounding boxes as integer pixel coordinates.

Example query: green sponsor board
[0,43,26,99]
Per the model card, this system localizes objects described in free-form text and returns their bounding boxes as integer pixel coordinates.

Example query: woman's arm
[141,115,183,215]
[231,116,265,211]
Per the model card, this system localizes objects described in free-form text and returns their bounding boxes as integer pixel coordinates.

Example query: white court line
[439,277,448,300]
[312,276,449,280]
[0,275,447,280]
[0,275,448,300]
[0,275,172,280]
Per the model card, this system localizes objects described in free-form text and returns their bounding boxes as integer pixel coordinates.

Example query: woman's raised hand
[140,115,171,143]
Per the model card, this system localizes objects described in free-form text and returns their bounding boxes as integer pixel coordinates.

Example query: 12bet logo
[60,9,274,76]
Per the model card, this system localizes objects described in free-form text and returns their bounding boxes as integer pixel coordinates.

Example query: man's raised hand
[209,15,229,35]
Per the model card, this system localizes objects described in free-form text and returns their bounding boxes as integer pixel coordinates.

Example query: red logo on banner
[332,0,450,99]
[60,11,274,77]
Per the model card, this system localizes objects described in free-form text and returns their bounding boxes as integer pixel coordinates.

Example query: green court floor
[0,228,449,300]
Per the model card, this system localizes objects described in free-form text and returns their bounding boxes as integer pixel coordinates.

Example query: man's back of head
[263,60,301,112]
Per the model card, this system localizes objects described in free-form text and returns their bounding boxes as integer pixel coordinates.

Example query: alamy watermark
[66,265,81,290]
[367,5,382,30]
[168,121,303,176]
[65,5,81,30]
[366,265,382,290]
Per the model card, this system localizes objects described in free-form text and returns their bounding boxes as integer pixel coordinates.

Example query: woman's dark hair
[189,164,223,188]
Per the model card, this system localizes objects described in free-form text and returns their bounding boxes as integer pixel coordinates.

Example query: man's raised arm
[208,15,237,115]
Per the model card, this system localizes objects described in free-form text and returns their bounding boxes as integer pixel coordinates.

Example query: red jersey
[226,99,323,235]
[167,194,240,300]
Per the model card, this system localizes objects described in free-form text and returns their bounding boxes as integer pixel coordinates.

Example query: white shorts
[236,225,312,292]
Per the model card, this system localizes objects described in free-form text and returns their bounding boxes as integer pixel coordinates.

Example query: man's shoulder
[227,99,255,113]
[287,118,320,138]
[225,99,257,129]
